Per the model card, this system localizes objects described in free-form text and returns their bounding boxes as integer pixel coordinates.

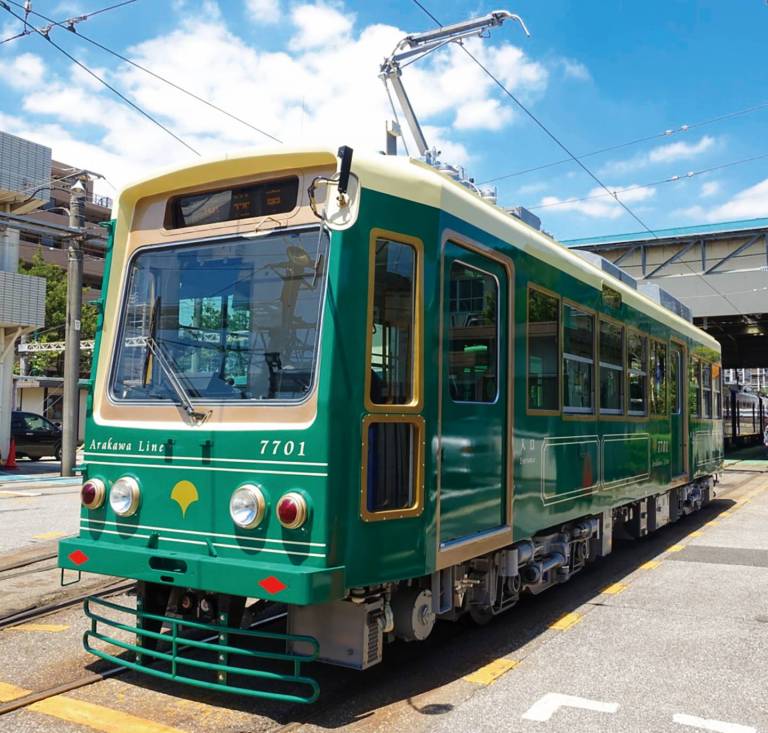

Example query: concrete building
[565,218,768,368]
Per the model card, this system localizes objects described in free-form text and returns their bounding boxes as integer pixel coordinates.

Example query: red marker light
[81,479,105,509]
[276,492,307,529]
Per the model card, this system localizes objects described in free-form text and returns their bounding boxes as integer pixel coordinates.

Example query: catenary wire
[410,0,660,238]
[526,150,768,211]
[0,0,135,44]
[5,0,283,144]
[481,99,768,185]
[1,3,200,156]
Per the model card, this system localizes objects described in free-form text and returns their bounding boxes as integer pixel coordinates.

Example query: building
[564,218,768,368]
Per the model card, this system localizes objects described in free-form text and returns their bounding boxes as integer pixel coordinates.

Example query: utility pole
[62,177,86,476]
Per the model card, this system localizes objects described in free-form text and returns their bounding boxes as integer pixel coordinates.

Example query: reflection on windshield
[111,228,328,403]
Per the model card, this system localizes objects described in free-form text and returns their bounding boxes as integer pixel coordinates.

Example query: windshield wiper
[143,296,210,425]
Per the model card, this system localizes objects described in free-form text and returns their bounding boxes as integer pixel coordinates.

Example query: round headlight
[81,478,106,510]
[229,484,266,529]
[110,476,140,517]
[276,492,308,529]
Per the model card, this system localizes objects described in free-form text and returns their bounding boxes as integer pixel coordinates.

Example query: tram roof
[116,147,720,351]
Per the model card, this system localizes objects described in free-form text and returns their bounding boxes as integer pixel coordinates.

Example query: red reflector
[259,576,286,595]
[68,549,88,566]
[277,497,299,526]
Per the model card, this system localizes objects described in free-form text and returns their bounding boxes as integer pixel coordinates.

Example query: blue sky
[1,0,767,240]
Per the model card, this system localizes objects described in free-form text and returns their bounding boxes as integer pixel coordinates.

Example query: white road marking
[0,490,42,497]
[673,713,756,733]
[522,693,619,722]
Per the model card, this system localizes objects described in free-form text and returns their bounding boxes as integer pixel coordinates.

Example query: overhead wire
[4,0,283,144]
[0,2,201,156]
[481,99,768,185]
[0,0,135,44]
[410,0,660,238]
[526,149,768,211]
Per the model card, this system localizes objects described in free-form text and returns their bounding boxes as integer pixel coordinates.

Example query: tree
[17,249,99,377]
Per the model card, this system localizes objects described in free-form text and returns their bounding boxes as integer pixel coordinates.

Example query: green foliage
[17,249,98,377]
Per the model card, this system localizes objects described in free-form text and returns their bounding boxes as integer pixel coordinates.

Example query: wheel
[54,444,62,462]
[468,604,495,626]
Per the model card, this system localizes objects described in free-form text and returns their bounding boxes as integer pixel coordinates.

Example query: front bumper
[59,537,345,606]
[84,595,320,703]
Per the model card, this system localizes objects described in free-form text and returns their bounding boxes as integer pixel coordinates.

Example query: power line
[1,3,200,156]
[1,0,135,44]
[527,150,768,211]
[5,0,283,144]
[480,99,768,185]
[410,0,660,238]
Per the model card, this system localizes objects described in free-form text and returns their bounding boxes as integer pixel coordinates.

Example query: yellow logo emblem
[170,480,199,518]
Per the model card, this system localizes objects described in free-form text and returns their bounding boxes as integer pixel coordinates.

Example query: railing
[84,596,320,703]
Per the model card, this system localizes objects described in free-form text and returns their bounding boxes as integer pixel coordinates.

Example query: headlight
[81,478,106,509]
[229,484,266,529]
[276,492,308,529]
[110,476,140,517]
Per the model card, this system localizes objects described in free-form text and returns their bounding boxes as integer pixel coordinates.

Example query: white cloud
[0,53,47,91]
[701,178,768,222]
[539,185,656,219]
[517,181,548,195]
[600,135,716,176]
[246,0,281,25]
[289,3,353,50]
[0,3,549,190]
[454,99,513,131]
[700,180,720,198]
[559,58,590,81]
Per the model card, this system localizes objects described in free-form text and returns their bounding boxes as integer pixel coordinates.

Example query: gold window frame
[561,297,597,420]
[649,337,669,417]
[359,414,425,521]
[526,283,562,416]
[363,229,424,414]
[597,314,626,418]
[626,326,649,417]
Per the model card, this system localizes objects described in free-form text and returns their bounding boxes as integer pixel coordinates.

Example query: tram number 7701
[259,440,307,457]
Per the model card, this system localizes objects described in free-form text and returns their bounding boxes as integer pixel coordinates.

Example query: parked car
[11,411,62,461]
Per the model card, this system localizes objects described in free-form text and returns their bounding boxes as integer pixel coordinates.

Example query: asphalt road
[0,469,765,733]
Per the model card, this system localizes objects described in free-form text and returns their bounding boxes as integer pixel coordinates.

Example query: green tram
[59,147,723,703]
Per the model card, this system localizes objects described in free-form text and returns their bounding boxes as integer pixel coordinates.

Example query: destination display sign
[168,176,299,228]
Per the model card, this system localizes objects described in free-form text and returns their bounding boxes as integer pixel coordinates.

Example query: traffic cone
[4,438,17,469]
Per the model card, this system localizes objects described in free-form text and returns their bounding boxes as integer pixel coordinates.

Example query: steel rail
[0,610,288,717]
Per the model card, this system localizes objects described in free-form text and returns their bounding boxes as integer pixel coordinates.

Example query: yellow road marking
[4,623,69,633]
[0,681,30,702]
[601,582,627,595]
[29,696,188,733]
[705,520,719,526]
[464,658,519,685]
[666,544,685,552]
[688,531,703,538]
[550,612,582,630]
[0,680,187,733]
[640,560,661,570]
[32,531,68,541]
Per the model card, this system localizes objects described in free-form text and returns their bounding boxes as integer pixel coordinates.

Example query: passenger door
[670,342,686,477]
[439,242,509,544]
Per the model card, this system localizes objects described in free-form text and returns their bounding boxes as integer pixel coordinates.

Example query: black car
[11,411,62,461]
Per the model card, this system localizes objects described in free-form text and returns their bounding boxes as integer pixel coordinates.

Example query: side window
[563,304,594,412]
[627,333,647,415]
[702,364,712,418]
[448,262,498,402]
[24,415,47,431]
[368,238,416,406]
[599,320,623,414]
[650,341,667,416]
[713,364,722,417]
[528,288,559,411]
[689,358,701,417]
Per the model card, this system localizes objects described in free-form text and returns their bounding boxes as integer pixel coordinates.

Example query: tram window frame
[562,301,595,414]
[650,339,668,417]
[598,318,624,415]
[702,363,713,418]
[527,285,561,414]
[689,357,701,417]
[364,230,423,413]
[447,261,499,404]
[627,330,648,416]
[713,364,722,417]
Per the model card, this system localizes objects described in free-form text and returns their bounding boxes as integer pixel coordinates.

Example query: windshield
[111,227,328,403]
